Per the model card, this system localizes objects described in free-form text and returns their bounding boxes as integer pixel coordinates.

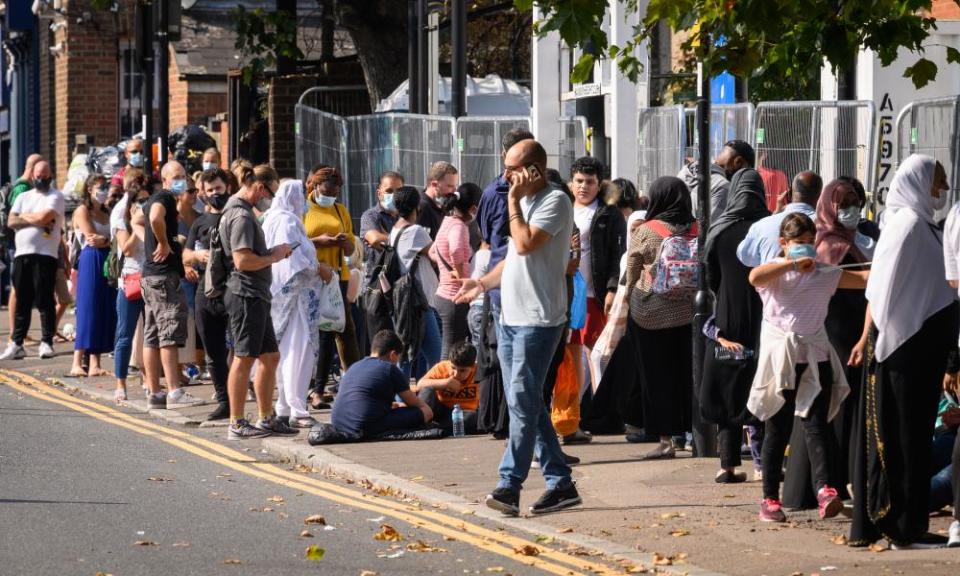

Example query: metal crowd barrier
[683,103,755,163]
[636,106,685,195]
[457,116,532,188]
[895,96,960,219]
[555,116,589,181]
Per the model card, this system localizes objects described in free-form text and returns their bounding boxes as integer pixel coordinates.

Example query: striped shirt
[756,261,842,362]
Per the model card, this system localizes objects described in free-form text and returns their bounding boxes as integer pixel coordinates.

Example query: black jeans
[12,254,57,345]
[195,289,229,405]
[417,387,478,434]
[718,424,743,470]
[312,280,360,395]
[762,361,835,500]
[434,295,470,360]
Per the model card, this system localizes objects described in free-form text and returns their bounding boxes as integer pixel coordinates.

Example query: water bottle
[61,323,75,340]
[451,404,465,438]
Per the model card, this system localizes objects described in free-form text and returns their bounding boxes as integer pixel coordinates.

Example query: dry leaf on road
[652,553,672,566]
[406,540,447,553]
[147,477,172,482]
[535,535,555,544]
[133,540,157,546]
[670,528,691,537]
[223,559,242,565]
[868,543,887,553]
[300,530,314,538]
[373,524,403,541]
[659,512,681,520]
[360,571,379,576]
[513,544,540,557]
[305,545,326,561]
[268,495,285,503]
[557,527,574,534]
[831,534,848,545]
[486,568,505,573]
[304,514,327,525]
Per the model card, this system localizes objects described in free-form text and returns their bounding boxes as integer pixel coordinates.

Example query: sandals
[641,442,676,461]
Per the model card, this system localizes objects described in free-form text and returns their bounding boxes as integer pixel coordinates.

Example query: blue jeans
[930,431,956,511]
[114,288,144,380]
[401,307,441,380]
[496,323,571,492]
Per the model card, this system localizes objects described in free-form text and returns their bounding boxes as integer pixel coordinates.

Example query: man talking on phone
[455,139,580,516]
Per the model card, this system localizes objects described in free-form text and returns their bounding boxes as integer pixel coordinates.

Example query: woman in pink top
[430,183,482,359]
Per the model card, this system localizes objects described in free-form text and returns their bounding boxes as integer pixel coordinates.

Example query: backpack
[103,235,124,289]
[361,226,410,326]
[392,247,430,363]
[645,220,699,299]
[204,209,236,299]
[0,182,13,242]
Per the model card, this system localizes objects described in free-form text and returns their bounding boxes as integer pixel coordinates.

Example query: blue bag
[569,271,587,330]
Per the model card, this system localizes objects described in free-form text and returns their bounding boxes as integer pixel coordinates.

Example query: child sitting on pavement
[331,330,434,438]
[412,340,480,435]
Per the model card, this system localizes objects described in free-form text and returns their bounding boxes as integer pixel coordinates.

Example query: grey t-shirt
[219,195,272,300]
[500,185,573,327]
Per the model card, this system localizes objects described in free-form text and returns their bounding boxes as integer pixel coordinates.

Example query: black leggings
[195,290,229,405]
[762,362,835,500]
[718,424,743,470]
[434,296,470,360]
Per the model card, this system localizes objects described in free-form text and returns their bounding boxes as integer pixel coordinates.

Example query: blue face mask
[169,178,187,196]
[316,194,336,208]
[787,243,817,260]
[381,193,395,212]
[202,161,216,172]
[128,152,144,168]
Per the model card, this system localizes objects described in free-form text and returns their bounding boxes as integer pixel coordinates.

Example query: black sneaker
[256,416,299,436]
[530,483,581,515]
[227,418,272,440]
[207,402,230,421]
[147,392,167,409]
[485,487,520,517]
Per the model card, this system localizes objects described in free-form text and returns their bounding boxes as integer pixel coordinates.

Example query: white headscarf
[262,180,316,292]
[866,154,955,362]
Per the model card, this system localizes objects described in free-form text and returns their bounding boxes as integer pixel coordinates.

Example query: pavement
[4,309,960,575]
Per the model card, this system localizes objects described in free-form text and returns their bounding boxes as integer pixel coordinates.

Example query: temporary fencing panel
[456,117,531,187]
[895,96,960,218]
[683,103,755,163]
[555,116,588,179]
[636,106,685,195]
[753,101,877,201]
[295,103,349,184]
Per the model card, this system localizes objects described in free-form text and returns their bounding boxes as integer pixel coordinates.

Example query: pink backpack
[645,220,699,299]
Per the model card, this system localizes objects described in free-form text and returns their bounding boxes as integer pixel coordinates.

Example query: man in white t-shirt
[456,139,580,516]
[1,161,65,360]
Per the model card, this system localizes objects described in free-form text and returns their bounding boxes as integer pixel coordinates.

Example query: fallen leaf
[305,545,326,561]
[821,567,838,572]
[95,573,114,576]
[367,516,386,523]
[831,535,848,546]
[486,568,505,573]
[670,528,691,537]
[411,475,424,481]
[652,553,672,566]
[513,544,540,557]
[360,571,379,576]
[147,477,172,482]
[406,540,447,553]
[557,527,574,534]
[166,459,176,464]
[659,512,681,520]
[868,543,887,553]
[300,530,314,538]
[133,540,157,546]
[535,535,555,545]
[268,495,285,503]
[304,514,327,525]
[223,559,242,565]
[443,536,457,541]
[625,565,647,574]
[171,542,190,548]
[249,507,273,512]
[294,464,312,473]
[373,524,403,542]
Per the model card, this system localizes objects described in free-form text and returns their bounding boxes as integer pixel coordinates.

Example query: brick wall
[170,55,190,129]
[268,74,319,177]
[38,24,56,173]
[933,0,960,20]
[170,55,228,130]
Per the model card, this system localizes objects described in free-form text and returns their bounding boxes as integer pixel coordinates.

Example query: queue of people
[4,135,960,547]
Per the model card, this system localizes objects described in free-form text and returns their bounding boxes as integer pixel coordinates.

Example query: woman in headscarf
[700,169,770,482]
[264,180,334,428]
[783,179,874,508]
[849,154,959,548]
[624,176,697,460]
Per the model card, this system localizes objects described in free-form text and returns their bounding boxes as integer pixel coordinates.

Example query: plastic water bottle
[451,404,465,438]
[61,323,75,340]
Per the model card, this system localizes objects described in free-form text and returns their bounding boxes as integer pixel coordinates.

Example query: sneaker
[715,470,748,484]
[38,342,54,359]
[890,533,948,550]
[0,342,25,360]
[166,390,205,409]
[759,498,787,522]
[485,487,520,517]
[290,416,319,428]
[817,485,843,519]
[206,402,230,421]
[949,521,960,548]
[561,428,593,445]
[147,392,168,409]
[228,418,272,440]
[256,416,299,436]
[530,483,581,515]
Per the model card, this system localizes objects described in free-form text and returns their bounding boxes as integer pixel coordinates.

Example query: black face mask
[33,177,53,192]
[208,194,228,211]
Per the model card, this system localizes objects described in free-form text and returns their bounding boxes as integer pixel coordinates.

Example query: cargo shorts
[141,273,188,348]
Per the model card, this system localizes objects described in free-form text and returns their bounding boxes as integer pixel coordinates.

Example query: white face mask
[837,206,860,230]
[94,186,110,205]
[315,193,336,208]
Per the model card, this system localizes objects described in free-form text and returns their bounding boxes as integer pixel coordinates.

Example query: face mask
[94,186,110,205]
[837,206,860,230]
[933,191,949,211]
[381,193,395,212]
[169,178,187,196]
[193,197,205,213]
[33,177,52,192]
[316,194,336,208]
[787,243,817,260]
[129,152,144,168]
[202,161,216,172]
[208,194,228,211]
[256,197,272,212]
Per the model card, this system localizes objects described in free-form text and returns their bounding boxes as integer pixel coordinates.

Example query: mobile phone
[289,241,301,251]
[526,164,541,180]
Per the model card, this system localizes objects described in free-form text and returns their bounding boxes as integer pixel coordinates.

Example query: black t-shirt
[331,357,410,436]
[142,190,183,277]
[186,212,221,272]
[417,194,445,240]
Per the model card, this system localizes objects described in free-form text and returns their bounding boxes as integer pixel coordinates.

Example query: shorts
[569,297,606,348]
[224,292,278,358]
[141,273,188,348]
[54,268,73,305]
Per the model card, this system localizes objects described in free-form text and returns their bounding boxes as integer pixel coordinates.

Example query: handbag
[569,271,587,330]
[589,283,630,392]
[123,272,142,301]
[317,278,346,332]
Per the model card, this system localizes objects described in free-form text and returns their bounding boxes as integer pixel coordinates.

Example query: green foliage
[233,5,304,85]
[519,0,960,90]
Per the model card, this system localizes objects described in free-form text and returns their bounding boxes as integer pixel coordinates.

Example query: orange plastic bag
[550,347,580,437]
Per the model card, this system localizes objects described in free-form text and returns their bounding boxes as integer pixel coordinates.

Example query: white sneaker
[166,390,205,409]
[949,520,960,548]
[0,342,25,360]
[38,342,54,359]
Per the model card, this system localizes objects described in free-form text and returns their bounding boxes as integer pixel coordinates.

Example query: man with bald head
[455,139,581,516]
[139,160,203,409]
[1,160,64,360]
[736,170,823,267]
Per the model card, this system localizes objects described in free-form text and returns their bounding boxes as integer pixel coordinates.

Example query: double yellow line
[0,369,619,576]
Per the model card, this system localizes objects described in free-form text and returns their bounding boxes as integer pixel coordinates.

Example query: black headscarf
[645,176,695,226]
[702,168,769,262]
